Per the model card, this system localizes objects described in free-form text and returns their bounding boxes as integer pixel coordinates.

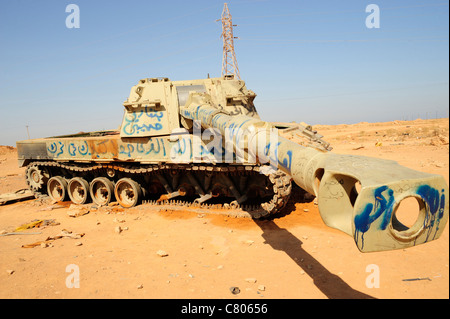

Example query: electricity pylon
[218,3,241,80]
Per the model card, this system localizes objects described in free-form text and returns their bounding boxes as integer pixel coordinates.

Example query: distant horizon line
[1,117,448,148]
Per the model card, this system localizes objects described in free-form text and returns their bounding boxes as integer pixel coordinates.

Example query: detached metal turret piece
[16,76,448,252]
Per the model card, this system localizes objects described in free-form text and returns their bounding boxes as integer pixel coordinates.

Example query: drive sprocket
[25,164,50,192]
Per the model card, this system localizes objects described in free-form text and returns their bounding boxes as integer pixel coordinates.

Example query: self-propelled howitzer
[16,76,449,252]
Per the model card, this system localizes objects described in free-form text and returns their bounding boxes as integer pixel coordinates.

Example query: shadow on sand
[254,219,375,299]
[253,186,375,299]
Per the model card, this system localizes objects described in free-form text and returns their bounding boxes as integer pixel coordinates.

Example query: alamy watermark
[365,4,380,29]
[66,264,80,288]
[365,264,380,288]
[65,4,80,29]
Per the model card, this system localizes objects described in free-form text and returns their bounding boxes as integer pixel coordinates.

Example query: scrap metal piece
[0,189,35,205]
[157,189,187,203]
[402,277,432,282]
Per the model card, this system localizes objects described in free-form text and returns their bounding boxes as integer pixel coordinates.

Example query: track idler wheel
[114,178,142,208]
[47,176,68,202]
[90,177,115,206]
[68,177,90,205]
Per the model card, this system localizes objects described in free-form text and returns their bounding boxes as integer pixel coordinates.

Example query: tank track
[25,161,292,219]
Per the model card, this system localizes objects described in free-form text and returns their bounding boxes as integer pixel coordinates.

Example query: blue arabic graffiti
[48,141,64,157]
[354,186,395,249]
[119,138,166,158]
[171,137,191,157]
[68,143,77,156]
[119,144,135,158]
[263,142,292,172]
[78,141,90,155]
[417,185,446,242]
[227,119,251,145]
[280,150,292,172]
[354,184,446,249]
[122,107,164,136]
[48,141,91,158]
[169,135,231,162]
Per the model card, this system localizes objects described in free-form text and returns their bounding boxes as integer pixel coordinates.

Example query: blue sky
[0,0,448,146]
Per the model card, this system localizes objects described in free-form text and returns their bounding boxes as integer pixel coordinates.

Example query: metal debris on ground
[0,189,34,205]
[21,229,85,248]
[402,277,432,282]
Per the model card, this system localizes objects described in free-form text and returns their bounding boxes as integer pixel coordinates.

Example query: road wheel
[47,176,68,202]
[68,177,90,204]
[114,178,142,208]
[90,177,114,206]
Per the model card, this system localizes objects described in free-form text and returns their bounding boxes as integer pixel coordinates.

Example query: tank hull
[17,128,292,218]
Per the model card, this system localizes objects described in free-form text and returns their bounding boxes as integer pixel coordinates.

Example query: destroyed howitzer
[16,76,448,252]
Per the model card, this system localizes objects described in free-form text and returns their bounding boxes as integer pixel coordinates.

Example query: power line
[233,2,449,20]
[240,36,448,44]
[256,82,449,103]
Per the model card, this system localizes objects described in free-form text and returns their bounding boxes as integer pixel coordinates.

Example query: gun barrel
[180,99,449,252]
